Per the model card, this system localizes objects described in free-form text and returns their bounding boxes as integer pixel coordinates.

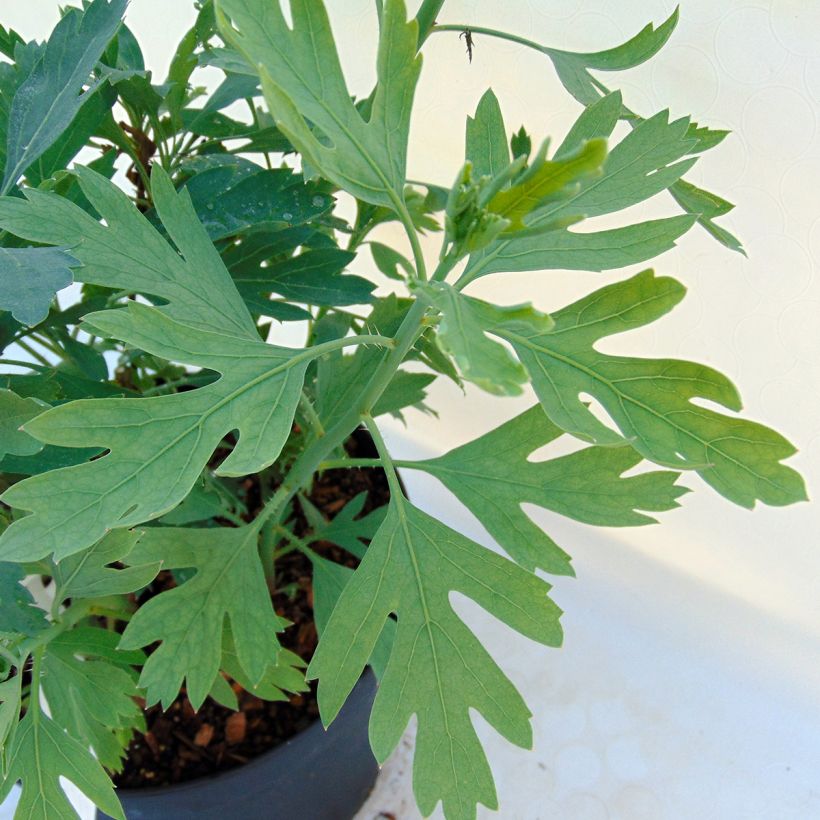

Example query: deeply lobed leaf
[0,247,79,326]
[309,498,562,819]
[486,270,806,508]
[119,526,285,709]
[216,0,421,210]
[462,93,700,282]
[0,0,127,194]
[1,707,124,820]
[410,405,688,574]
[0,169,319,562]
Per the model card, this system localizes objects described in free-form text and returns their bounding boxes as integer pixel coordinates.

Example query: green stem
[31,333,64,359]
[247,98,273,169]
[0,358,52,372]
[415,0,447,46]
[258,518,278,581]
[247,298,431,537]
[319,457,381,470]
[28,646,44,717]
[15,339,52,367]
[395,199,428,281]
[362,416,404,500]
[299,391,326,439]
[17,599,95,659]
[319,456,418,471]
[429,23,549,55]
[0,645,20,669]
[272,525,312,560]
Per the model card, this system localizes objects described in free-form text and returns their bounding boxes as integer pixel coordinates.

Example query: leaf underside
[309,498,562,820]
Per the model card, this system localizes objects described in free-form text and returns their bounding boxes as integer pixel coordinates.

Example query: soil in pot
[113,429,390,789]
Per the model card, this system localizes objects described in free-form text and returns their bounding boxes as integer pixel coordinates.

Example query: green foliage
[41,629,145,771]
[462,92,700,283]
[308,497,562,818]
[52,529,160,603]
[0,167,327,562]
[119,526,285,709]
[0,248,79,326]
[0,389,45,460]
[1,701,125,819]
[542,10,678,108]
[417,281,551,396]
[217,0,422,211]
[0,0,127,195]
[408,406,687,574]
[0,563,46,636]
[489,270,805,508]
[0,2,807,819]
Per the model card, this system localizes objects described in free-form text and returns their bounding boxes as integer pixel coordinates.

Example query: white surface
[1,2,819,819]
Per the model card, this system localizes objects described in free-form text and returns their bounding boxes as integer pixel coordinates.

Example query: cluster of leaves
[0,1,806,819]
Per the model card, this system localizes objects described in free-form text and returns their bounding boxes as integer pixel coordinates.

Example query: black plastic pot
[98,672,378,820]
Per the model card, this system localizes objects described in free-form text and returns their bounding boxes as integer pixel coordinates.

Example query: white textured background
[2,2,819,819]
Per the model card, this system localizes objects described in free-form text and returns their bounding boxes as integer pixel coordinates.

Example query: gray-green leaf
[216,0,421,210]
[0,389,46,459]
[0,247,78,326]
[2,707,124,819]
[309,498,562,819]
[488,269,807,508]
[120,526,285,709]
[0,0,127,194]
[409,406,688,574]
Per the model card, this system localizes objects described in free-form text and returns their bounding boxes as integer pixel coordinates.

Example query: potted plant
[0,0,807,818]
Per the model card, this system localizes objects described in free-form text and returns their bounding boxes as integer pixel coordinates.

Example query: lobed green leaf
[309,498,562,819]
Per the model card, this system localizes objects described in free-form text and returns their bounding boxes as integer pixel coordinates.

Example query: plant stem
[395,199,428,281]
[318,457,382,470]
[0,359,52,372]
[248,298,430,536]
[299,391,325,439]
[15,339,52,367]
[429,23,550,55]
[28,646,44,718]
[258,518,278,581]
[31,333,64,359]
[0,645,20,669]
[362,416,404,499]
[415,0,447,46]
[272,525,312,560]
[318,456,418,471]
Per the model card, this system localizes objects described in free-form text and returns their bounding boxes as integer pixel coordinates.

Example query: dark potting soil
[113,430,390,789]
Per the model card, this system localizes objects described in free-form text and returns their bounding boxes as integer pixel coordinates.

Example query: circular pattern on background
[528,0,584,22]
[804,59,820,104]
[688,129,748,191]
[780,158,820,226]
[606,736,651,781]
[553,744,603,790]
[589,698,634,737]
[744,232,813,302]
[613,785,664,820]
[715,7,787,85]
[742,86,816,159]
[778,300,820,363]
[728,185,787,236]
[560,792,610,820]
[770,0,820,57]
[557,12,627,53]
[732,314,795,389]
[809,217,820,263]
[651,44,719,116]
